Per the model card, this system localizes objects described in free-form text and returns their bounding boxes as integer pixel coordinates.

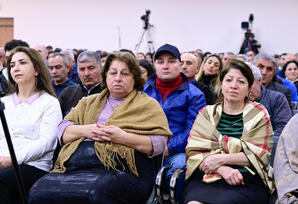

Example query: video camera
[141,10,151,30]
[241,14,254,30]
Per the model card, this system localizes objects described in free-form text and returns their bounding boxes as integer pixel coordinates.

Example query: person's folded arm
[62,123,101,144]
[122,132,153,156]
[91,124,159,156]
[199,152,250,173]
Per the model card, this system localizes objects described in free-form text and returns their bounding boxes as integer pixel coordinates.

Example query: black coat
[58,82,102,117]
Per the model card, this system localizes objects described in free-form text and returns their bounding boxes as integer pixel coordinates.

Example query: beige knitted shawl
[52,89,172,176]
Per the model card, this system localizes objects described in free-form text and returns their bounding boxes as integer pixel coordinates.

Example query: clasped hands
[85,124,127,144]
[199,154,244,186]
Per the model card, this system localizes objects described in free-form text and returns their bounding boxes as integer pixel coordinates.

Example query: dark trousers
[29,141,155,204]
[0,164,47,204]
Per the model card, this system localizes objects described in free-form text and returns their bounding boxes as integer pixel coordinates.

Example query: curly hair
[101,51,145,91]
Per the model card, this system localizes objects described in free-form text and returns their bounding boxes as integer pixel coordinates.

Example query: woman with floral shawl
[182,59,274,204]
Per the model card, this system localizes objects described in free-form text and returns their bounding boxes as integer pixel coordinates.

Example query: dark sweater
[198,73,218,103]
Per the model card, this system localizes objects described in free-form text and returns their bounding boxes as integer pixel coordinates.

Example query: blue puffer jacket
[143,74,206,155]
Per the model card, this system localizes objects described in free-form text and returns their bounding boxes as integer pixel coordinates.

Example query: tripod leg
[146,28,155,53]
[135,29,146,52]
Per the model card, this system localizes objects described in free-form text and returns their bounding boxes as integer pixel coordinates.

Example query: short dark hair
[119,49,135,57]
[101,51,145,91]
[218,59,254,103]
[282,60,298,78]
[100,51,109,58]
[46,45,53,50]
[138,59,155,78]
[244,49,256,55]
[4,39,29,52]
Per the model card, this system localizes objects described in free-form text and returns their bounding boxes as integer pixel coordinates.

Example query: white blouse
[0,92,62,171]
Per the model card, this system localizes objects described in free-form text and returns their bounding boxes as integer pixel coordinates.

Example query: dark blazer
[266,82,292,108]
[59,82,102,117]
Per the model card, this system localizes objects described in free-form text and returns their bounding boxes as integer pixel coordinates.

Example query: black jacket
[0,71,8,97]
[58,82,102,117]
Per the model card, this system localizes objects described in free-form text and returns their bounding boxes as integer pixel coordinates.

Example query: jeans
[163,153,186,180]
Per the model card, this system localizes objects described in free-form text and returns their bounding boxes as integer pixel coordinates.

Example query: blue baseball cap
[154,44,181,61]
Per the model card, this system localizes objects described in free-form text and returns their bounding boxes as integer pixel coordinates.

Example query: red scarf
[156,74,184,102]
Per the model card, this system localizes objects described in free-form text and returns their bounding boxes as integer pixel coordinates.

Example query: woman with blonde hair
[195,54,223,104]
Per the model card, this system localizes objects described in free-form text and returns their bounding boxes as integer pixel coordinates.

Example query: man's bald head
[181,53,199,81]
[286,53,297,62]
[34,45,48,61]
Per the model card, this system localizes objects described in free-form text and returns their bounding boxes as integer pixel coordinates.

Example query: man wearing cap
[143,44,206,180]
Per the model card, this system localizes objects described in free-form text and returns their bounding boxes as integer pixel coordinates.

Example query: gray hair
[245,62,262,81]
[253,52,277,69]
[236,54,248,61]
[226,51,235,56]
[61,49,74,61]
[48,52,69,65]
[77,51,101,68]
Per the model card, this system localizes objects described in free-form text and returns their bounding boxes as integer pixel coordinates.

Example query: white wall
[0,0,297,54]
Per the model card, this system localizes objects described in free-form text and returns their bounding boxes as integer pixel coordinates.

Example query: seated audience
[48,53,75,96]
[136,52,145,60]
[236,54,248,62]
[61,49,80,83]
[245,50,256,63]
[0,40,30,96]
[222,52,235,66]
[247,62,292,164]
[59,50,102,117]
[253,53,293,106]
[286,53,297,62]
[182,59,274,204]
[0,46,62,203]
[33,45,48,63]
[0,47,7,96]
[138,59,155,81]
[145,52,153,64]
[181,52,213,105]
[29,51,172,204]
[274,114,298,204]
[100,51,109,67]
[143,44,206,186]
[195,54,223,104]
[282,60,298,92]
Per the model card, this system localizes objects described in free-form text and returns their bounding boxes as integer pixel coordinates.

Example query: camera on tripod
[239,13,261,54]
[141,10,151,30]
[135,9,154,53]
[241,14,254,32]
